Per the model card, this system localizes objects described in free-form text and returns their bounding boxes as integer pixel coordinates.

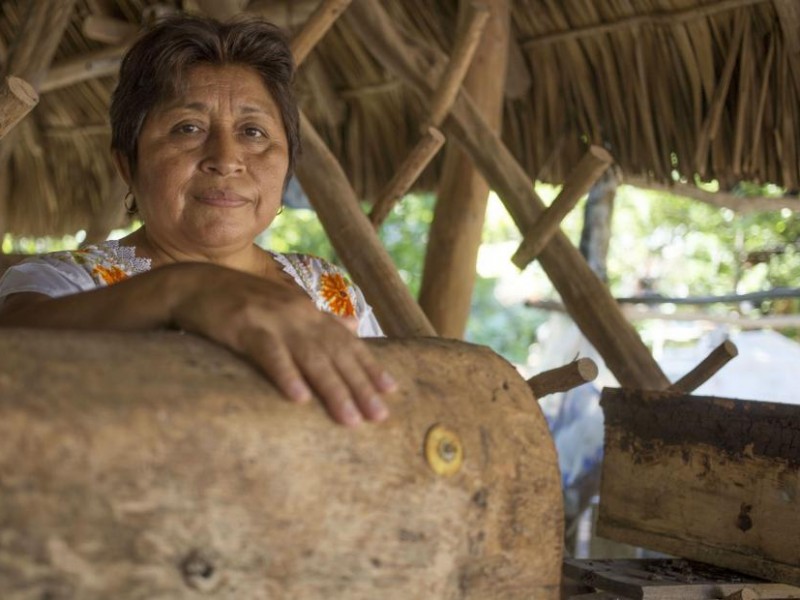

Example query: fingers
[240,329,312,404]
[243,320,396,427]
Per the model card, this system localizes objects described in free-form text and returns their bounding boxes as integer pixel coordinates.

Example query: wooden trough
[0,329,563,599]
[598,388,800,587]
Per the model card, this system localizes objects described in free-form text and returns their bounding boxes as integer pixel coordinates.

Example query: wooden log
[82,14,137,45]
[290,0,352,68]
[40,44,129,93]
[369,126,445,227]
[668,340,739,394]
[426,2,490,128]
[0,77,38,140]
[527,358,598,399]
[296,112,436,337]
[597,388,800,586]
[418,0,510,339]
[512,146,613,269]
[345,0,670,390]
[0,329,563,599]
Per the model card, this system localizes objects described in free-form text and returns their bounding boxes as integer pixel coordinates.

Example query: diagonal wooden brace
[512,146,613,269]
[369,2,488,227]
[668,340,738,394]
[369,127,445,226]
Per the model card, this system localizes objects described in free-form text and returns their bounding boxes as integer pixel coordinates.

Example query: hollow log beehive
[0,329,562,599]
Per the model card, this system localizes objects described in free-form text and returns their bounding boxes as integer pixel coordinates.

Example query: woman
[0,16,395,426]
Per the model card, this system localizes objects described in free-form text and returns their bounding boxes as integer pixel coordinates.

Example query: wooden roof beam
[290,0,352,67]
[346,0,669,389]
[41,44,129,93]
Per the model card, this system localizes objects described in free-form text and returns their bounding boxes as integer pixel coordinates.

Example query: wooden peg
[512,146,613,269]
[0,77,39,140]
[290,0,352,67]
[527,358,599,399]
[427,2,490,128]
[669,340,739,394]
[369,127,445,227]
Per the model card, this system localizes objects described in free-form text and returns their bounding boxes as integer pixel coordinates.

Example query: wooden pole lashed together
[512,146,613,269]
[345,0,670,389]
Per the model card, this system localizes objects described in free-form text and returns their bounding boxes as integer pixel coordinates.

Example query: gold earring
[124,190,137,215]
[277,205,284,215]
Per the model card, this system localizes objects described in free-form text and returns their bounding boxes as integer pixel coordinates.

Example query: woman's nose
[200,129,244,176]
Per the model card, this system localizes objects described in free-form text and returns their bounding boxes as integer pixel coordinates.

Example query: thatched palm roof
[0,0,798,237]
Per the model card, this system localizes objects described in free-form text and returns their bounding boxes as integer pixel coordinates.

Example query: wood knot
[736,503,753,532]
[181,550,222,593]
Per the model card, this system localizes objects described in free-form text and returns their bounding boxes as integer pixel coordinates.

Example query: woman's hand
[168,263,396,426]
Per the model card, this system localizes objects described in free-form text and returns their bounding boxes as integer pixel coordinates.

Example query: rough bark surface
[0,330,562,599]
[598,388,800,587]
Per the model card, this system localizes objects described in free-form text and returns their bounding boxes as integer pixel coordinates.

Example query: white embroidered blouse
[0,240,383,337]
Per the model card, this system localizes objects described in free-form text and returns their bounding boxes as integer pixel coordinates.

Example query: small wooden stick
[669,340,739,394]
[512,146,613,269]
[369,127,445,226]
[0,76,39,140]
[427,2,490,128]
[290,0,352,67]
[527,358,599,399]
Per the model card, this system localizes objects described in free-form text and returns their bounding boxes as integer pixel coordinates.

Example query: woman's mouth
[194,189,250,207]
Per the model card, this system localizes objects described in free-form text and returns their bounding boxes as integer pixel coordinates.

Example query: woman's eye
[243,126,266,139]
[175,123,201,134]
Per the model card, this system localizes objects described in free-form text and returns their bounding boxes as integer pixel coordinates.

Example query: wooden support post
[345,0,670,389]
[296,113,436,337]
[368,127,445,226]
[418,0,509,338]
[290,0,352,67]
[598,388,800,586]
[0,77,38,140]
[527,358,598,399]
[512,146,613,269]
[668,340,739,394]
[426,2,490,128]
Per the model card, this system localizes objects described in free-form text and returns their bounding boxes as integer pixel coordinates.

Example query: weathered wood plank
[597,388,800,587]
[564,558,800,600]
[0,329,562,599]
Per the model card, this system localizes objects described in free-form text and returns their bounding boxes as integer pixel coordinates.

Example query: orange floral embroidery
[92,264,128,285]
[320,272,355,317]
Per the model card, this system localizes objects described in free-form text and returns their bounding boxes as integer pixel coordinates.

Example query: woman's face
[117,63,290,255]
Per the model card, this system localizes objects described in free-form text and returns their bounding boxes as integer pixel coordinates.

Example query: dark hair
[110,15,300,184]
